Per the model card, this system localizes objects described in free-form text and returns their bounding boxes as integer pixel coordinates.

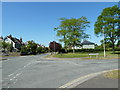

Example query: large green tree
[1,41,13,52]
[55,17,90,53]
[116,40,120,47]
[27,40,37,54]
[100,38,112,49]
[94,5,120,53]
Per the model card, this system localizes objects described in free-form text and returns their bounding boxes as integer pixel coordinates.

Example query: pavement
[74,73,118,88]
[1,53,119,89]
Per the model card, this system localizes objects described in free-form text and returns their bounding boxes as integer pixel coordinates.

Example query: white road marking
[8,73,14,77]
[4,61,34,89]
[7,61,33,78]
[58,69,118,88]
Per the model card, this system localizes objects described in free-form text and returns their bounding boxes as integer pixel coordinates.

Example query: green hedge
[67,49,95,52]
[67,48,111,53]
[114,47,120,51]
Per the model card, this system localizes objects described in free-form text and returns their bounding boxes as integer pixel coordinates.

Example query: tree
[116,40,120,47]
[54,17,90,53]
[1,41,13,52]
[36,46,43,53]
[100,38,112,50]
[2,41,8,51]
[94,5,120,53]
[20,45,29,55]
[6,43,13,52]
[0,41,3,50]
[27,40,37,54]
[54,28,68,51]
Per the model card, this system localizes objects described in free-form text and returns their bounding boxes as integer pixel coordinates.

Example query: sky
[2,2,118,47]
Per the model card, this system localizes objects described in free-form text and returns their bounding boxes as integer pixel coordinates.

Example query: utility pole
[103,29,106,57]
[118,1,120,40]
[54,41,55,54]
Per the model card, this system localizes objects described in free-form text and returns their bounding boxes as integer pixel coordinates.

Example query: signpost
[89,53,99,58]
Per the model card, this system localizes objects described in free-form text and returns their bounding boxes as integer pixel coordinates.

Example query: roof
[5,35,23,45]
[81,40,95,45]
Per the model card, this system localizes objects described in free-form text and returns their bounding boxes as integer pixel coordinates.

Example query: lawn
[103,70,120,79]
[52,51,119,59]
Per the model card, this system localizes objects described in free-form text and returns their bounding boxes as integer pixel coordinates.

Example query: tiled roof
[7,36,23,44]
[81,40,95,45]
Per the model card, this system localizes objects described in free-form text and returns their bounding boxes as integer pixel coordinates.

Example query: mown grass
[103,70,120,79]
[52,51,119,59]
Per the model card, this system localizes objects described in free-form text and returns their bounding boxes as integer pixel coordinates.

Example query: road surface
[1,54,118,89]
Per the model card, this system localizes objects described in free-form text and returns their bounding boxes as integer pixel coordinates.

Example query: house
[71,46,82,49]
[49,41,61,51]
[0,36,3,41]
[81,40,95,49]
[4,35,24,50]
[0,36,3,51]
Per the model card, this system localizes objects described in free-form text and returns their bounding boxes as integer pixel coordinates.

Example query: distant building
[71,46,82,49]
[81,40,95,49]
[0,36,3,51]
[71,40,95,49]
[49,41,61,52]
[4,35,24,50]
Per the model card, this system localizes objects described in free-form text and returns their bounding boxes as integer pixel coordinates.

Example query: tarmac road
[1,53,118,89]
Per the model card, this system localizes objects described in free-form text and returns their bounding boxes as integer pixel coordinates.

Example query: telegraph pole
[103,29,106,57]
[118,1,120,40]
[54,41,55,54]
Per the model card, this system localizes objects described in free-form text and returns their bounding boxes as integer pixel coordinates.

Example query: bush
[59,48,67,53]
[67,49,73,53]
[67,48,111,53]
[27,41,37,55]
[94,48,104,52]
[114,47,120,51]
[67,49,95,53]
[36,47,43,53]
[20,46,29,55]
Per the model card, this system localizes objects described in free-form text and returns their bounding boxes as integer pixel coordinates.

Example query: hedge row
[66,48,120,53]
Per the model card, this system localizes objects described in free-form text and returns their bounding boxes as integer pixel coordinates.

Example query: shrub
[59,48,67,53]
[20,46,29,55]
[114,47,120,51]
[36,47,43,53]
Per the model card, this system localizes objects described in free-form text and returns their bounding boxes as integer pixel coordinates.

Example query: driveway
[1,54,118,89]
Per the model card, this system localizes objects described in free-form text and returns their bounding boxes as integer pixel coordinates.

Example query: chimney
[8,34,12,38]
[20,37,22,42]
[0,36,3,39]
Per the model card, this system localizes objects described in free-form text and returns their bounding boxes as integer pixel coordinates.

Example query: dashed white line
[4,61,34,89]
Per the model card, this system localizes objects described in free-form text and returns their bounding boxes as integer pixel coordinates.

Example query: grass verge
[51,51,119,59]
[103,70,120,79]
